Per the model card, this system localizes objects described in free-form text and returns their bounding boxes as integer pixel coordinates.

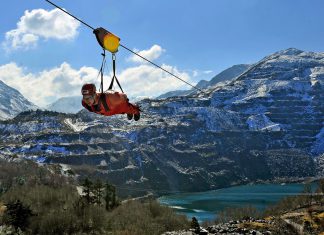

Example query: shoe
[127,114,133,120]
[134,113,140,121]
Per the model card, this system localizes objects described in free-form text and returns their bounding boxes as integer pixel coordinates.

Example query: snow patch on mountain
[64,118,93,132]
[167,161,189,174]
[247,114,281,131]
[310,66,324,85]
[228,79,313,104]
[186,107,243,131]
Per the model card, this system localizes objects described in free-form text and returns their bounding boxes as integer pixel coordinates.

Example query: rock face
[0,48,323,197]
[0,80,38,120]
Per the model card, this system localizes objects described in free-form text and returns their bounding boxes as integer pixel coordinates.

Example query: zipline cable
[45,0,206,94]
[119,44,205,93]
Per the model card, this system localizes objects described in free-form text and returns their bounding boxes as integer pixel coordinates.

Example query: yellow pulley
[94,27,120,53]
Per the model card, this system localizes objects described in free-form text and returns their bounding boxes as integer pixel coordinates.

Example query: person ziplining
[81,83,141,121]
[45,0,205,121]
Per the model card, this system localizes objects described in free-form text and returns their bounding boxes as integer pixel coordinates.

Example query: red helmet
[81,84,96,95]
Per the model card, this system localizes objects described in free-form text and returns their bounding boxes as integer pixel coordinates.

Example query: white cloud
[128,44,165,63]
[193,70,213,77]
[118,64,191,99]
[3,8,80,51]
[203,70,213,74]
[0,62,98,107]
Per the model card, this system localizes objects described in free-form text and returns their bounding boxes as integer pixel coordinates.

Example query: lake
[158,183,317,222]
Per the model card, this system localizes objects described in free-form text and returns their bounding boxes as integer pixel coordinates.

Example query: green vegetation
[0,160,189,235]
[107,200,189,235]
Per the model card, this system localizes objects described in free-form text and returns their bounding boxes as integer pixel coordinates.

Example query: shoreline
[155,176,322,199]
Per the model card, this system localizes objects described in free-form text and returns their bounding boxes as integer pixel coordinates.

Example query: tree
[302,183,313,206]
[191,217,200,233]
[3,200,33,231]
[81,178,94,204]
[93,179,104,205]
[315,179,324,205]
[104,182,118,211]
[316,179,324,194]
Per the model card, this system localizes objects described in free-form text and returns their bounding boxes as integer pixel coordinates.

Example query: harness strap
[94,94,109,113]
[108,54,124,93]
[99,49,106,94]
[99,93,110,112]
[84,103,93,112]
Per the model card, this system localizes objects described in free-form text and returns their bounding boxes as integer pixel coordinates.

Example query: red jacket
[82,92,140,116]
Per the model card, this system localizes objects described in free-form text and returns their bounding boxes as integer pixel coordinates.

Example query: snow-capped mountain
[0,48,323,197]
[46,96,83,114]
[157,64,250,99]
[0,80,38,120]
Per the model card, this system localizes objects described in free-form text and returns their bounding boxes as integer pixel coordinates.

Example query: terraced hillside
[0,48,323,197]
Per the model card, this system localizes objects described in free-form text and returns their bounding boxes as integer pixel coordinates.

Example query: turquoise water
[158,183,317,222]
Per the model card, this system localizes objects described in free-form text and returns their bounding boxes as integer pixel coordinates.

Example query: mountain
[0,80,38,120]
[157,64,250,99]
[208,64,250,86]
[156,89,192,99]
[46,96,83,114]
[0,48,323,198]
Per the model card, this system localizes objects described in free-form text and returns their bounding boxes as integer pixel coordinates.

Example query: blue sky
[0,0,323,107]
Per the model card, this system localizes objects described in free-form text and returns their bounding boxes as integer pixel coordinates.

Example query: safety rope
[45,0,206,95]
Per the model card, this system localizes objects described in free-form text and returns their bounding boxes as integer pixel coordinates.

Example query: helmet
[81,84,96,95]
